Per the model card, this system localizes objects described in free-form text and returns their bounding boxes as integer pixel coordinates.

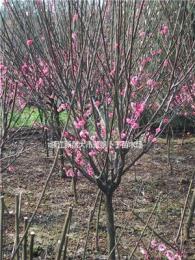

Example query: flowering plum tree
[1,0,195,259]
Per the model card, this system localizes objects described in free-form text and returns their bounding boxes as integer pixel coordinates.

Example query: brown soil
[2,135,195,259]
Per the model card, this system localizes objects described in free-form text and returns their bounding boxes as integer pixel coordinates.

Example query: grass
[10,107,42,128]
[9,107,68,128]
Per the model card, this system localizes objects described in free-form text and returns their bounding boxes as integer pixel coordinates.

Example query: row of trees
[0,0,195,259]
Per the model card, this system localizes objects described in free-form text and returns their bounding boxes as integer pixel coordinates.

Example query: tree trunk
[53,108,65,177]
[104,192,116,260]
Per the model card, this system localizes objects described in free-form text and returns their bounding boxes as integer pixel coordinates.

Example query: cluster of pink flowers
[8,165,15,173]
[74,117,86,129]
[140,240,184,260]
[126,102,145,129]
[35,77,44,90]
[126,118,139,129]
[130,76,139,87]
[63,131,95,177]
[160,24,169,36]
[131,102,145,118]
[79,129,89,140]
[173,84,195,116]
[26,39,33,46]
[57,103,70,112]
[140,56,152,68]
[0,64,7,75]
[151,49,162,56]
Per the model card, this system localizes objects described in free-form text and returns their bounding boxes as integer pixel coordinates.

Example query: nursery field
[2,133,195,259]
[1,0,195,259]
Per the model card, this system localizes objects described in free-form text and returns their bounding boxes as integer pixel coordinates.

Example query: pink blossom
[101,126,106,137]
[148,134,157,143]
[79,129,89,140]
[163,117,169,124]
[114,42,120,49]
[160,24,169,35]
[64,147,74,157]
[155,127,161,134]
[165,250,175,260]
[8,165,15,173]
[36,78,44,89]
[109,68,115,77]
[35,0,42,6]
[26,39,33,46]
[66,168,75,177]
[130,76,139,87]
[163,59,169,67]
[140,57,152,67]
[43,125,49,130]
[18,98,26,109]
[74,118,86,129]
[89,150,97,157]
[63,131,70,138]
[120,132,126,140]
[63,131,75,141]
[21,63,29,74]
[174,253,182,260]
[77,170,82,177]
[151,49,162,56]
[72,32,77,41]
[72,13,78,23]
[147,79,157,88]
[108,112,113,118]
[84,107,92,118]
[106,97,112,105]
[152,137,157,143]
[126,118,139,129]
[87,164,94,176]
[0,64,7,75]
[158,243,166,252]
[57,103,70,112]
[139,31,146,39]
[131,102,145,117]
[90,135,98,141]
[93,141,105,151]
[95,100,101,107]
[42,66,49,75]
[140,247,147,255]
[150,239,158,249]
[75,151,85,166]
[120,89,125,96]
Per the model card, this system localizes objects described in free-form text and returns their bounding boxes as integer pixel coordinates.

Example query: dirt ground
[2,133,195,259]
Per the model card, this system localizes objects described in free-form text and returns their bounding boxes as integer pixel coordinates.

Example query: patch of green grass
[9,107,68,128]
[10,107,42,128]
[59,111,68,124]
